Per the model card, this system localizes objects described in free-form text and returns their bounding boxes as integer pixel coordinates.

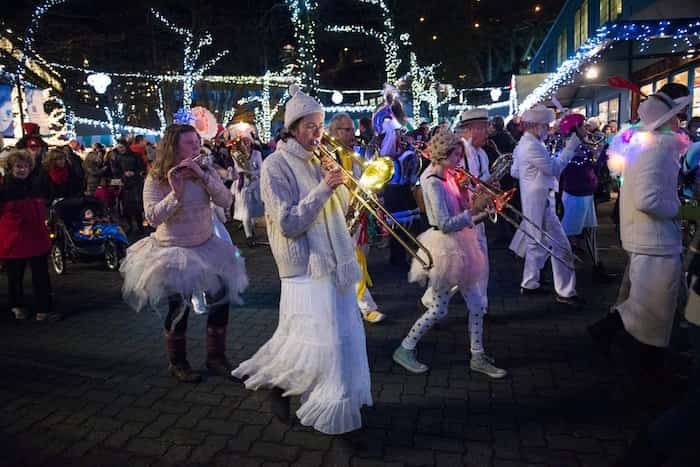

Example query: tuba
[314,134,434,270]
[486,140,514,182]
[229,137,251,173]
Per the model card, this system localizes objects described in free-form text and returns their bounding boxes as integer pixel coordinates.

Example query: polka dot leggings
[401,287,485,354]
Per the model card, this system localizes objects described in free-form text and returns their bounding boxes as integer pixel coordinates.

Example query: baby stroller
[47,196,129,274]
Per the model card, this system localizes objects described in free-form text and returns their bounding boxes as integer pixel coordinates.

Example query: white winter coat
[616,131,689,256]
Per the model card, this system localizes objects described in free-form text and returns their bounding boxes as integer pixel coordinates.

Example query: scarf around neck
[278,138,361,289]
[49,166,69,185]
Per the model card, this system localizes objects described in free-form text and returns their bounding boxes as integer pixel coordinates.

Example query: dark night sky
[1,0,564,88]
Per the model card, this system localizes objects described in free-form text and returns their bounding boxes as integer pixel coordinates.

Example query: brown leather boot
[205,325,234,377]
[165,331,201,383]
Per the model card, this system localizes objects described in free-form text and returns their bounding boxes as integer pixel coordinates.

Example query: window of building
[572,106,587,117]
[640,82,653,97]
[600,0,622,24]
[598,96,619,124]
[655,78,668,91]
[672,71,689,87]
[693,67,700,117]
[574,0,589,50]
[557,28,567,66]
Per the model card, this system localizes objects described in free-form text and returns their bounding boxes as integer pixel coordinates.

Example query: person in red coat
[0,150,59,321]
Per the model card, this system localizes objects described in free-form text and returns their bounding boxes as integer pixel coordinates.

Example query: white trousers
[521,195,577,298]
[616,253,682,347]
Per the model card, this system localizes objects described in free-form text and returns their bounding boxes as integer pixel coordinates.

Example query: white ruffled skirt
[231,275,373,435]
[408,227,487,290]
[120,233,248,314]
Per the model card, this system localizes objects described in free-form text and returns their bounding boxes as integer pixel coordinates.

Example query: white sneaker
[470,354,507,379]
[11,307,28,320]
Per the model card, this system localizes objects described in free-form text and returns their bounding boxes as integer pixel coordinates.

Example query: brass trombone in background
[314,134,434,270]
[452,167,581,267]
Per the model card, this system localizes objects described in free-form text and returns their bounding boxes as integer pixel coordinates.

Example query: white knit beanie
[284,84,325,129]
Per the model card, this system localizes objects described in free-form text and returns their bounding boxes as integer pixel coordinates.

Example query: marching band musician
[232,85,372,435]
[374,85,421,267]
[230,133,264,247]
[451,109,494,354]
[328,113,386,324]
[509,105,585,305]
[393,128,507,378]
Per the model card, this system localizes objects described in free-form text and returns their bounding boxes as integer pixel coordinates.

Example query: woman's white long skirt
[232,275,373,435]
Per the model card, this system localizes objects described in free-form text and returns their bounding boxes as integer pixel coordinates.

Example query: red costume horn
[607,76,645,97]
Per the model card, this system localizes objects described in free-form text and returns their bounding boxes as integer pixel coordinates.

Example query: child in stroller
[74,207,128,245]
[48,196,129,274]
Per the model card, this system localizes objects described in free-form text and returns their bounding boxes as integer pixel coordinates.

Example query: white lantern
[331,90,343,104]
[87,73,112,94]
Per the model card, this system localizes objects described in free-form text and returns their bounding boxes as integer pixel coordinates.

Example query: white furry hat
[284,84,324,129]
[521,104,556,124]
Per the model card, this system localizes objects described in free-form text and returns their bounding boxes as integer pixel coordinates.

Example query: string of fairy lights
[149,8,229,111]
[23,4,696,140]
[519,18,700,113]
[13,0,516,140]
[285,0,320,92]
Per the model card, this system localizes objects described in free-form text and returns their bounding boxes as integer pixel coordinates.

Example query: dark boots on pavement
[165,331,201,383]
[205,324,234,377]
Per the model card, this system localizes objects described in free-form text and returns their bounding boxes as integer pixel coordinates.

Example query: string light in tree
[150,8,230,111]
[408,52,442,124]
[156,84,167,133]
[16,0,70,79]
[520,19,700,112]
[237,72,292,141]
[285,0,320,93]
[103,106,117,145]
[71,115,160,137]
[48,63,295,86]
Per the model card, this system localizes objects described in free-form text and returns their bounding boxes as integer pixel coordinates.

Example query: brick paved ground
[0,200,697,466]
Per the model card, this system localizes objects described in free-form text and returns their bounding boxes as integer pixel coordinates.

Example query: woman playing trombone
[231,85,372,435]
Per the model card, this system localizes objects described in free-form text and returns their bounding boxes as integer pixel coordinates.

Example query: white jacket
[511,132,579,238]
[618,131,689,256]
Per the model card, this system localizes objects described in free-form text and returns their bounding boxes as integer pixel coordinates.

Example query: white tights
[401,286,485,354]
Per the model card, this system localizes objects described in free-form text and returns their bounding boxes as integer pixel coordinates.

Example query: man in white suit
[509,105,585,304]
[452,109,492,324]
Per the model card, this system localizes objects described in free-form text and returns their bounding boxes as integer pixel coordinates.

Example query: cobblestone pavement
[0,201,697,466]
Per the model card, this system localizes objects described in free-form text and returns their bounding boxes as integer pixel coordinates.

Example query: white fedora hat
[638,92,691,131]
[458,108,488,127]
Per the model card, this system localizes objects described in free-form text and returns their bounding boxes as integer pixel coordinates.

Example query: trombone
[314,134,434,270]
[453,167,581,267]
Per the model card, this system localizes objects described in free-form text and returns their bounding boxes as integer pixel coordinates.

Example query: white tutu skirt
[408,227,487,291]
[232,275,373,435]
[120,234,248,314]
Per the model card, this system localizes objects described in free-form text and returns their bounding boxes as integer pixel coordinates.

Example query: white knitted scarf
[279,139,361,289]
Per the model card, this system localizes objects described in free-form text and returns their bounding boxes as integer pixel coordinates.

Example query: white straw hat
[638,92,691,131]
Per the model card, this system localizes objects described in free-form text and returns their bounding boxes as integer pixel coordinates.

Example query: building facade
[527,0,700,123]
